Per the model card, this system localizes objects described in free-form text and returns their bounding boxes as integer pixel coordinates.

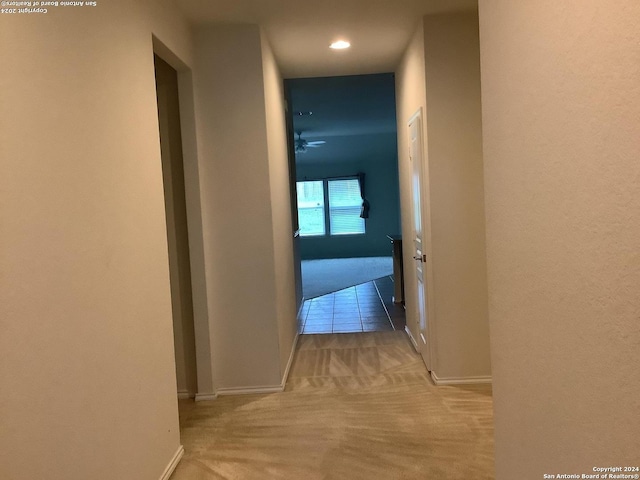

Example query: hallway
[172,331,494,479]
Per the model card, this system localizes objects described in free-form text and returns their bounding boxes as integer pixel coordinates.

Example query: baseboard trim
[280,331,299,388]
[177,390,195,400]
[159,445,184,480]
[216,385,284,396]
[431,372,492,385]
[194,392,217,402]
[210,333,299,398]
[404,326,418,351]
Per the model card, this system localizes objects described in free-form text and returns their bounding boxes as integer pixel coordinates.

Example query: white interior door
[408,109,431,371]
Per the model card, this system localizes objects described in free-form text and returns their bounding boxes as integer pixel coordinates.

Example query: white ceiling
[172,0,477,78]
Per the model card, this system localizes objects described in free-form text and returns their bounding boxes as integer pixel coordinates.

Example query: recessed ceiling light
[330,40,351,50]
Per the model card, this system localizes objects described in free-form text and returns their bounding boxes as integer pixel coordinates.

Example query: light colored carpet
[172,332,495,480]
[302,256,393,299]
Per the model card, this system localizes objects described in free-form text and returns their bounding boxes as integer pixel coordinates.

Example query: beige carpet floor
[172,332,494,479]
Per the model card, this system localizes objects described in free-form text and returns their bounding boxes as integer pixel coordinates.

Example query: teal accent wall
[296,136,401,260]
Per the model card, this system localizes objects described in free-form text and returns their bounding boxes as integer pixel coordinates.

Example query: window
[328,179,365,235]
[296,178,365,237]
[296,180,325,236]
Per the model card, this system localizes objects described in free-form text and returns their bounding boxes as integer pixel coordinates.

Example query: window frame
[295,180,326,237]
[296,176,366,237]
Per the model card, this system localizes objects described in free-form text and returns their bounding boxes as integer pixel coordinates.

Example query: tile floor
[298,276,406,334]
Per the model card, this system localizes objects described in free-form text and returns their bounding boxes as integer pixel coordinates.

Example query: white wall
[423,12,491,381]
[260,31,300,378]
[0,1,193,478]
[478,1,640,477]
[192,24,292,390]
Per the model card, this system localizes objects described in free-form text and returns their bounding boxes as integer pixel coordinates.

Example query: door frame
[283,80,304,313]
[407,107,435,372]
[153,36,216,401]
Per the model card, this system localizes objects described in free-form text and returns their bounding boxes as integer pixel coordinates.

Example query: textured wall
[479,1,640,477]
[0,1,193,478]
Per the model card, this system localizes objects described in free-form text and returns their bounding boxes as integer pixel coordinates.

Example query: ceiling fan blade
[306,141,326,146]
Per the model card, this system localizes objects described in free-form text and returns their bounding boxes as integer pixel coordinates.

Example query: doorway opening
[153,54,198,399]
[284,74,405,334]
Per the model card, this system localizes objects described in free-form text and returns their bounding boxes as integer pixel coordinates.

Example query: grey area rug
[301,256,393,299]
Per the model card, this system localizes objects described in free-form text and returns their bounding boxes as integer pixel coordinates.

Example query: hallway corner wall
[192,24,286,391]
[422,11,491,381]
[260,31,300,380]
[395,13,491,382]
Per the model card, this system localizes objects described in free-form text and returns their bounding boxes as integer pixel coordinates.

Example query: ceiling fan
[295,131,326,154]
